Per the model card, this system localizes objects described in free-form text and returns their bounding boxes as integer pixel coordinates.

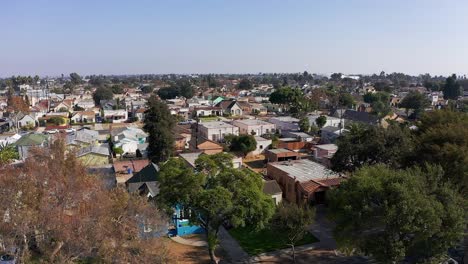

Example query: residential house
[76,99,95,109]
[71,111,96,123]
[307,115,344,129]
[192,106,222,117]
[263,180,283,205]
[17,113,36,128]
[313,144,338,167]
[52,99,73,112]
[191,139,224,155]
[135,108,146,121]
[198,121,239,142]
[250,136,272,156]
[113,159,150,185]
[250,103,268,115]
[112,127,148,155]
[66,129,99,148]
[232,119,276,136]
[267,159,343,204]
[268,116,300,135]
[76,144,110,167]
[285,132,314,142]
[125,163,160,198]
[277,138,309,151]
[215,100,243,116]
[173,124,192,151]
[179,152,242,169]
[265,148,301,162]
[320,126,346,143]
[14,133,49,160]
[103,109,128,123]
[236,101,252,113]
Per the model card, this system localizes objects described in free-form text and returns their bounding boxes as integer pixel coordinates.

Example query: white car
[47,129,59,134]
[65,128,76,133]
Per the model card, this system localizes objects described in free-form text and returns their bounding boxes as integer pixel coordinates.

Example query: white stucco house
[112,127,148,155]
[232,119,276,136]
[103,109,128,123]
[198,121,239,142]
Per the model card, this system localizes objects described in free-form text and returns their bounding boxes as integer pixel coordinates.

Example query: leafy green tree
[69,72,83,85]
[399,90,430,118]
[299,116,310,133]
[315,115,327,128]
[143,95,175,162]
[272,203,315,263]
[331,123,414,172]
[328,165,467,263]
[140,85,154,94]
[0,143,19,165]
[363,92,390,104]
[338,93,355,108]
[238,78,253,90]
[228,134,257,157]
[111,84,124,94]
[412,110,468,193]
[157,87,179,99]
[157,153,275,263]
[443,74,461,100]
[48,116,66,126]
[93,86,113,105]
[113,147,124,157]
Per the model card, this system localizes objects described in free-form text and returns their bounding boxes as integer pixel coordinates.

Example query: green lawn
[228,226,319,255]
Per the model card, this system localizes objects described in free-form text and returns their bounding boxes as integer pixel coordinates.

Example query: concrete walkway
[170,235,207,247]
[218,227,249,263]
[308,205,337,250]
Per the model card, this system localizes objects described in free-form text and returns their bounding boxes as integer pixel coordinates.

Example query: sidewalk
[218,227,249,262]
[170,235,207,247]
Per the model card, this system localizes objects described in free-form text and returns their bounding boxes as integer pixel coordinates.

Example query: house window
[265,129,269,133]
[260,145,263,149]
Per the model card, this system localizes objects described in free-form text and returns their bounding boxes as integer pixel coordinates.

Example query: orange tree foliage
[0,139,168,263]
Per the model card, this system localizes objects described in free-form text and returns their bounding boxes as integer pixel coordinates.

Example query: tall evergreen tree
[144,95,176,162]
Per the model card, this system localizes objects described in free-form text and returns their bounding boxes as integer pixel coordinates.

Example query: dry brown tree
[0,138,168,263]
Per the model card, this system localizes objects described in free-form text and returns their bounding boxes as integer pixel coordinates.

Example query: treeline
[328,109,468,263]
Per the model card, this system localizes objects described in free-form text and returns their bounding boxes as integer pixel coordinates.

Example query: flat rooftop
[269,159,338,182]
[315,144,338,151]
[234,119,273,126]
[267,148,294,154]
[200,121,236,129]
[269,116,299,122]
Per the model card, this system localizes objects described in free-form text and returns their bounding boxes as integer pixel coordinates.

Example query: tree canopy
[238,78,253,90]
[298,116,310,133]
[143,95,176,162]
[411,110,468,193]
[315,115,327,128]
[331,123,414,172]
[157,153,275,263]
[328,165,466,263]
[92,86,113,105]
[157,80,194,99]
[225,134,257,157]
[0,139,167,263]
[443,74,461,100]
[399,90,429,118]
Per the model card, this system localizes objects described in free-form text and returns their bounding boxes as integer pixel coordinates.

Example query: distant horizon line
[1,71,466,79]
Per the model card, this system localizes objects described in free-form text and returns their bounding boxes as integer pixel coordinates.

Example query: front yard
[228,226,319,255]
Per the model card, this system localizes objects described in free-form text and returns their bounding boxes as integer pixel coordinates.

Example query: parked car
[65,128,76,133]
[46,129,59,134]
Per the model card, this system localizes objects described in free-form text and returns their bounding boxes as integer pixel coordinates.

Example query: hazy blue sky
[1,0,467,77]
